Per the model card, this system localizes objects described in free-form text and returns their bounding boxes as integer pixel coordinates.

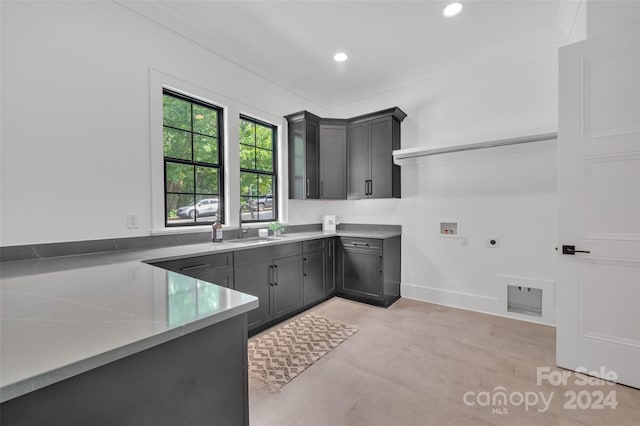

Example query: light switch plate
[127,213,139,229]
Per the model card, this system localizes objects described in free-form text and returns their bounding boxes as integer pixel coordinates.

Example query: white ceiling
[123,0,570,109]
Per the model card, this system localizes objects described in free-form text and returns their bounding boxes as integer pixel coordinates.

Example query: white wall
[288,27,566,325]
[2,1,566,325]
[587,0,640,39]
[0,0,320,245]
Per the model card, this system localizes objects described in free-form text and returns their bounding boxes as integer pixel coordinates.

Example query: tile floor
[249,297,640,426]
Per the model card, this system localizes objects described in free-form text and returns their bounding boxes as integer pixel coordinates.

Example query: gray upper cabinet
[286,107,405,201]
[319,124,347,199]
[346,122,369,199]
[347,108,406,199]
[285,111,320,199]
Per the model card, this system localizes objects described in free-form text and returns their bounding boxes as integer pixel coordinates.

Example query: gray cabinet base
[1,315,249,426]
[336,292,400,308]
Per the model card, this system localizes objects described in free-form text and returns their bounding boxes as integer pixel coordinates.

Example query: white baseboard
[400,282,556,327]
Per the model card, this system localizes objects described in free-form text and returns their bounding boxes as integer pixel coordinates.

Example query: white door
[557,25,640,388]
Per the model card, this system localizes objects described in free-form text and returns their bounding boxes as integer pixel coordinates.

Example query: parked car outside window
[177,198,219,219]
[250,194,272,210]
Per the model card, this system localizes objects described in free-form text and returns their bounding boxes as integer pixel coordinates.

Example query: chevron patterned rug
[248,314,359,392]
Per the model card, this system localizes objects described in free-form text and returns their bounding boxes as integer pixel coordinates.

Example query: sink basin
[224,237,281,244]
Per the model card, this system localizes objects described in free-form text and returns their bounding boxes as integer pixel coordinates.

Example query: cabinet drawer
[235,242,302,266]
[340,237,382,252]
[153,252,232,274]
[303,239,325,253]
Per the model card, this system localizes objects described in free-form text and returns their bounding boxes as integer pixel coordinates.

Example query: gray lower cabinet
[302,239,326,306]
[234,259,273,329]
[336,236,401,307]
[1,315,250,426]
[149,252,233,288]
[319,124,347,199]
[234,243,303,331]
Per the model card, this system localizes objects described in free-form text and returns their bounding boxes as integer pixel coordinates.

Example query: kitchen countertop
[0,229,400,402]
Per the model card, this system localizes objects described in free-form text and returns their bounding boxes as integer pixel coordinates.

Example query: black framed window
[163,89,224,226]
[239,115,277,223]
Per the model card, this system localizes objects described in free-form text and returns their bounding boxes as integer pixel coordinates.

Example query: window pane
[255,148,273,173]
[194,195,220,222]
[195,166,218,194]
[240,196,256,221]
[166,162,194,193]
[166,193,196,224]
[256,200,274,221]
[255,124,273,150]
[240,172,258,196]
[163,127,191,160]
[257,175,273,197]
[193,135,218,164]
[192,105,217,137]
[239,119,255,146]
[240,144,255,170]
[163,95,191,130]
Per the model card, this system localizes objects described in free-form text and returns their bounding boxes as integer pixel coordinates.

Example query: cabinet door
[369,116,393,198]
[272,255,303,319]
[305,120,319,199]
[303,249,325,306]
[319,125,346,199]
[196,267,233,288]
[346,122,370,199]
[234,259,273,330]
[341,248,383,301]
[325,239,336,294]
[288,119,305,199]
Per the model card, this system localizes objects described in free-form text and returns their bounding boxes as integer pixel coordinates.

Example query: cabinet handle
[351,242,369,247]
[303,257,307,276]
[179,263,210,272]
[379,255,383,272]
[274,264,278,285]
[328,241,332,259]
[306,179,310,196]
[369,179,373,196]
[364,179,369,195]
[268,265,274,286]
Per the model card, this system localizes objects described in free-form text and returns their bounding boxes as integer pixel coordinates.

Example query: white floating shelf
[393,132,557,165]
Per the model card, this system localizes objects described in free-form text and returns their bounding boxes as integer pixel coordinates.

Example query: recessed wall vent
[507,285,542,317]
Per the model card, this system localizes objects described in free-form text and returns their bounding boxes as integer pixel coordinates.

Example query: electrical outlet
[127,213,139,229]
[487,237,500,248]
[460,235,469,247]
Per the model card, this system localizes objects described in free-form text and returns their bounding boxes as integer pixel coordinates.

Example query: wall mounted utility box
[439,222,458,236]
[507,285,542,317]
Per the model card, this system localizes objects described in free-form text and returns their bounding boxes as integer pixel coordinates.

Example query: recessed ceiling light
[333,52,348,62]
[443,2,463,17]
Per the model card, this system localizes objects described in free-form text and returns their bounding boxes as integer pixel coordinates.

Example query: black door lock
[562,245,591,255]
